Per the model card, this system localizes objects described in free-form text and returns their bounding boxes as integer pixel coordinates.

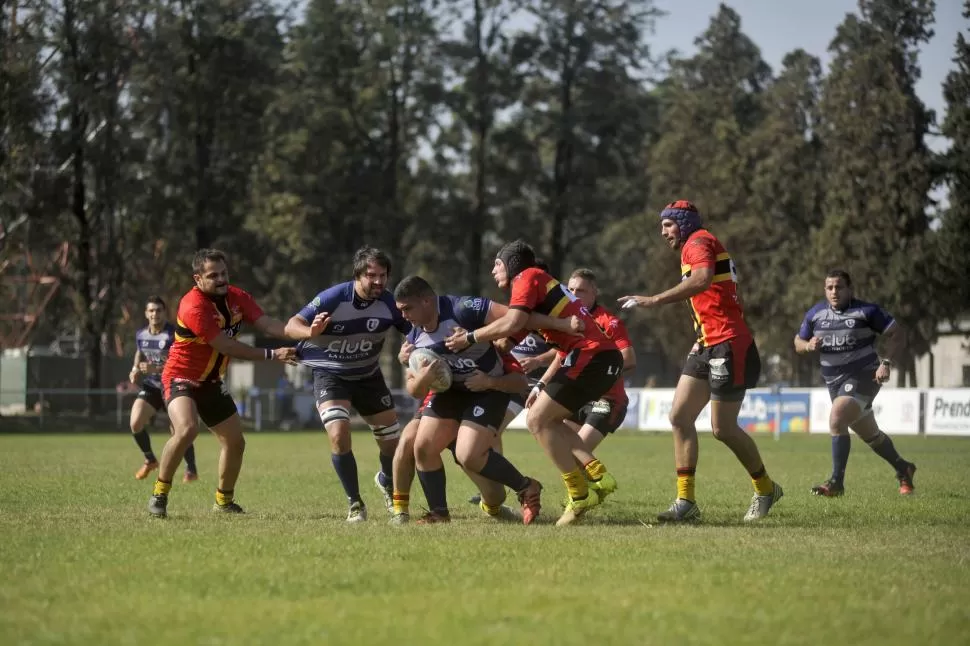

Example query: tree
[815,0,938,385]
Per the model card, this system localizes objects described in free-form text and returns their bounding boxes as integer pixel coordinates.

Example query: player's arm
[465,370,529,395]
[283,292,333,340]
[488,301,578,336]
[182,297,295,363]
[129,348,143,383]
[404,363,439,400]
[620,347,637,377]
[794,309,819,354]
[207,333,296,363]
[877,320,903,365]
[618,266,713,309]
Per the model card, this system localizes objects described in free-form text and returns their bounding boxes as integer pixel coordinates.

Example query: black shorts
[424,389,510,432]
[682,337,761,402]
[827,371,881,411]
[570,396,628,436]
[163,378,238,428]
[313,369,394,417]
[137,385,165,412]
[507,393,527,417]
[545,348,623,414]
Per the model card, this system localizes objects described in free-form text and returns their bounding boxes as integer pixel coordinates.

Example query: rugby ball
[408,347,453,392]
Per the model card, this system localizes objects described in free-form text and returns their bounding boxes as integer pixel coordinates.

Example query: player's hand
[518,356,543,373]
[874,363,891,384]
[415,359,441,389]
[464,370,492,392]
[493,338,515,354]
[137,361,150,374]
[806,336,821,352]
[399,340,415,366]
[567,314,585,335]
[445,327,471,352]
[272,347,299,365]
[307,312,330,338]
[128,368,139,384]
[525,383,544,408]
[617,295,657,309]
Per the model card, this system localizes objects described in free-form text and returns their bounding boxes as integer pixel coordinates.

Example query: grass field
[1,430,968,646]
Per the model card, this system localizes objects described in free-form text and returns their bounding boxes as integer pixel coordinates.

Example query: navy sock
[378,452,393,489]
[331,452,361,503]
[132,430,155,462]
[831,435,851,484]
[476,449,530,492]
[416,467,449,515]
[183,443,197,473]
[865,432,909,473]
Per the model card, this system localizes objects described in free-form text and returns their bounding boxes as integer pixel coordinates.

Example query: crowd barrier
[502,387,970,436]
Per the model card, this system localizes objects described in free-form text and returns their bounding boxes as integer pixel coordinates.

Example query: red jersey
[509,268,615,353]
[589,304,632,351]
[680,229,750,346]
[164,285,264,383]
[499,352,525,375]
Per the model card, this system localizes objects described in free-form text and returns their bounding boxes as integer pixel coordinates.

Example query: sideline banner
[924,389,970,436]
[737,391,810,433]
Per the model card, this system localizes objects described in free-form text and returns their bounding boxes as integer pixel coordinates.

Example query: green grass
[1,431,968,646]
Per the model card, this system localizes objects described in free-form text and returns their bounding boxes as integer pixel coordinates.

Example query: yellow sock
[392,491,409,514]
[584,459,607,482]
[153,479,172,496]
[676,467,695,502]
[562,469,589,500]
[480,500,503,516]
[215,489,233,507]
[752,468,774,496]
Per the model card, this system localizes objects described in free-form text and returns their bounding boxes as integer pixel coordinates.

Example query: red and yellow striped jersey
[680,229,751,346]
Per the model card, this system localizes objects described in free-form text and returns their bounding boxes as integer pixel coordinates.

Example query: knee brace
[319,405,351,429]
[370,421,401,441]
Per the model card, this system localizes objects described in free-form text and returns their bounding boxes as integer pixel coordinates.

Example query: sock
[215,488,233,506]
[378,452,393,489]
[331,452,361,503]
[153,479,172,496]
[562,468,589,501]
[132,430,156,462]
[476,449,529,492]
[676,467,696,502]
[831,435,851,484]
[865,432,909,473]
[416,467,449,515]
[392,491,409,515]
[583,458,607,482]
[481,500,503,516]
[184,443,198,474]
[749,466,774,496]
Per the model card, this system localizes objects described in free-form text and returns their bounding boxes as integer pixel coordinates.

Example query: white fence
[3,387,970,436]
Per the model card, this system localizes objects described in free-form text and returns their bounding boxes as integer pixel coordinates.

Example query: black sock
[378,452,393,489]
[331,452,361,503]
[865,432,909,473]
[831,435,851,484]
[132,430,155,462]
[476,449,530,492]
[184,443,197,473]
[416,467,449,515]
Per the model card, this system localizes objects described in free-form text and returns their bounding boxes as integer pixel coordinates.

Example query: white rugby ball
[408,347,453,392]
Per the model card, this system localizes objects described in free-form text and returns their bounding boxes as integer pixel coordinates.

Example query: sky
[646,0,968,152]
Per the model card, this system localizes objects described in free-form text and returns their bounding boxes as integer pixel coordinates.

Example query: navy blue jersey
[407,295,504,392]
[295,282,411,379]
[510,332,550,362]
[798,298,895,386]
[135,323,175,389]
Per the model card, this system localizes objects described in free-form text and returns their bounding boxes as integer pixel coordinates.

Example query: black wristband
[264,348,272,360]
[535,381,546,391]
[465,331,477,345]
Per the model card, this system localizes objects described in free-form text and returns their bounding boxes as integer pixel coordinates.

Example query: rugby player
[618,200,783,522]
[284,247,411,522]
[148,249,321,518]
[446,241,622,526]
[795,269,917,496]
[129,296,198,483]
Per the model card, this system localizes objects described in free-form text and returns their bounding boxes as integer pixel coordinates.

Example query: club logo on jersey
[845,319,855,328]
[463,298,484,311]
[158,340,167,349]
[334,324,345,332]
[326,339,375,355]
[366,318,380,332]
[445,356,478,371]
[473,406,485,418]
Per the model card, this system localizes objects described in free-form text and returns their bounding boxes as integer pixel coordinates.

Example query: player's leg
[453,393,541,524]
[203,399,248,513]
[467,398,518,505]
[130,391,159,479]
[845,384,917,495]
[313,370,364,521]
[575,399,626,503]
[356,375,401,515]
[812,387,855,497]
[656,372,709,522]
[706,338,782,522]
[148,381,200,517]
[526,349,623,526]
[413,407,459,522]
[389,417,420,523]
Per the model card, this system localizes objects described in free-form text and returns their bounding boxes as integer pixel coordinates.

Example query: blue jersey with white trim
[295,282,411,379]
[510,332,550,362]
[798,298,894,386]
[135,323,175,389]
[407,295,504,392]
